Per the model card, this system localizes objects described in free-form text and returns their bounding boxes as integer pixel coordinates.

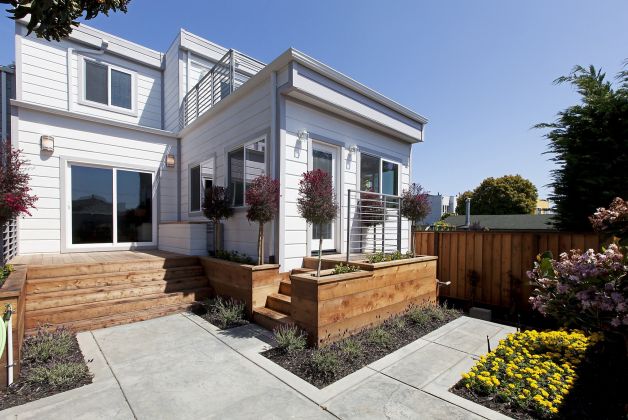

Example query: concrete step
[252,307,294,332]
[266,293,291,315]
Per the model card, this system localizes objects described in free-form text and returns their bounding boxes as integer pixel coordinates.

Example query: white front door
[310,142,338,253]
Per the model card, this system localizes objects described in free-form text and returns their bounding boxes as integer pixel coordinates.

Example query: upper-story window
[81,57,136,113]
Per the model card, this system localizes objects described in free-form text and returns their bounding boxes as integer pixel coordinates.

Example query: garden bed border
[0,266,26,388]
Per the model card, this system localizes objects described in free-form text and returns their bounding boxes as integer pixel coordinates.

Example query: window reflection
[71,166,113,244]
[117,170,152,242]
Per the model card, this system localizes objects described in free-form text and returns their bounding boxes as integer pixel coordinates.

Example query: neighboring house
[444,214,555,231]
[7,21,427,272]
[536,199,554,215]
[424,194,456,225]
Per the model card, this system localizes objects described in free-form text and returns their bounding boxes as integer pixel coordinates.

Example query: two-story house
[8,20,427,273]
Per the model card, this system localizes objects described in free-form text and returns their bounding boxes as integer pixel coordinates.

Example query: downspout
[67,39,109,112]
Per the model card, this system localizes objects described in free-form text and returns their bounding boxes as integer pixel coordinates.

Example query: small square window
[83,58,134,111]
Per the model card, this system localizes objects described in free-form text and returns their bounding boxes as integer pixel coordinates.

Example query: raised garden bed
[263,303,461,388]
[0,327,92,411]
[450,329,627,419]
[190,296,249,329]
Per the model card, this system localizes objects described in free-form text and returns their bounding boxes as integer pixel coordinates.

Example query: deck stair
[24,255,211,334]
[252,267,314,331]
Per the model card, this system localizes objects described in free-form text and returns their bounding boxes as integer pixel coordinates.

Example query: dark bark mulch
[450,335,628,420]
[0,333,92,411]
[263,307,461,388]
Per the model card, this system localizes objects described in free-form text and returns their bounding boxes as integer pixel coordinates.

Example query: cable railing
[346,189,402,263]
[179,49,265,128]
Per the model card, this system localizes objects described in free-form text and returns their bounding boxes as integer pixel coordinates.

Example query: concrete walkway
[1,314,516,420]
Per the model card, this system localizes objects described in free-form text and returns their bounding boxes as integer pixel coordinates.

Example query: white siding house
[8,21,428,272]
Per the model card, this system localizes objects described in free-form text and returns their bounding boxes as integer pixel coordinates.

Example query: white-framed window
[80,56,137,114]
[189,157,214,213]
[228,136,266,207]
[359,153,399,196]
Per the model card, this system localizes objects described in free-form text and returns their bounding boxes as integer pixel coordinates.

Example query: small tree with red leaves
[246,175,280,265]
[203,186,234,255]
[297,169,339,276]
[400,183,430,256]
[0,143,37,230]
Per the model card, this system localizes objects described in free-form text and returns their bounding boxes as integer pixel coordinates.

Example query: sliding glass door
[69,164,154,248]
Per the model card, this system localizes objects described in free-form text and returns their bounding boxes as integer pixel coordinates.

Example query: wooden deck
[9,250,184,266]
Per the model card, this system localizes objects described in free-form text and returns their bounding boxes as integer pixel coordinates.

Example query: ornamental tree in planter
[400,183,430,256]
[0,143,37,233]
[359,190,384,253]
[297,169,338,277]
[202,186,234,255]
[245,175,280,265]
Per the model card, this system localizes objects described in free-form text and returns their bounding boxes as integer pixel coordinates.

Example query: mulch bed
[263,307,461,388]
[0,333,92,411]
[450,334,628,420]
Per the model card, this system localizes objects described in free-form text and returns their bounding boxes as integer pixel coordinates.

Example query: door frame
[60,157,158,253]
[307,140,341,255]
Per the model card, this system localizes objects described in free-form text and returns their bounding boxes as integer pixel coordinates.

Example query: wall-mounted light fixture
[40,135,54,153]
[348,144,359,156]
[297,129,309,143]
[166,154,176,168]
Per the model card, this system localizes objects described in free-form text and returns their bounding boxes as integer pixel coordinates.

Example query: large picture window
[83,58,135,111]
[360,153,399,195]
[228,137,266,206]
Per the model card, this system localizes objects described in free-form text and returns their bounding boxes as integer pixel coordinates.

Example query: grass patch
[263,302,461,388]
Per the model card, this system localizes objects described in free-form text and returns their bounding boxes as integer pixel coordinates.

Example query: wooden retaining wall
[413,231,601,311]
[292,256,438,345]
[0,266,26,388]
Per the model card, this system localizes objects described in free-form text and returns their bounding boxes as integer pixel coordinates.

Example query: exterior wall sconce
[348,144,359,156]
[166,154,176,168]
[40,135,54,153]
[297,129,309,143]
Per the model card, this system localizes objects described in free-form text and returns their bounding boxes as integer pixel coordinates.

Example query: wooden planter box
[199,257,283,316]
[292,256,438,346]
[0,266,27,388]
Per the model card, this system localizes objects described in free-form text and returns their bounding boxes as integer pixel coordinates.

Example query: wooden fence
[414,231,601,311]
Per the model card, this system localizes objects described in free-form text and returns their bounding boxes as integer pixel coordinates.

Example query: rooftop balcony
[179,49,265,129]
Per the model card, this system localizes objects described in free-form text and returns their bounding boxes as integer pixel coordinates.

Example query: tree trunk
[317,225,323,277]
[410,222,415,257]
[258,222,264,266]
[213,220,220,255]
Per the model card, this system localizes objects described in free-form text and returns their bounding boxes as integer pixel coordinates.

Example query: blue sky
[1,0,627,198]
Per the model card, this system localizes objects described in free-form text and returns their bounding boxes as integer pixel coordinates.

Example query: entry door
[311,143,338,253]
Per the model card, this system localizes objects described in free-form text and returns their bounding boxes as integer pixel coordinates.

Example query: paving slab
[325,373,483,420]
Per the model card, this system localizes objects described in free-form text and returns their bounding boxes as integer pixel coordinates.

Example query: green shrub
[367,327,393,347]
[388,316,406,331]
[310,349,340,378]
[0,264,14,287]
[366,250,412,263]
[332,263,360,275]
[22,327,74,364]
[204,297,248,329]
[26,362,89,387]
[214,250,255,265]
[274,324,307,353]
[339,338,362,358]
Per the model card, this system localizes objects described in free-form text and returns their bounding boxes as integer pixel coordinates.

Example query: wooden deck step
[25,287,212,331]
[266,293,291,315]
[26,256,200,280]
[27,301,199,335]
[252,307,294,332]
[25,266,204,294]
[25,276,209,310]
[279,280,291,296]
[290,267,314,274]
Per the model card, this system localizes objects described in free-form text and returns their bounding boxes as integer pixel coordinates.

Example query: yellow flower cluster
[460,329,601,417]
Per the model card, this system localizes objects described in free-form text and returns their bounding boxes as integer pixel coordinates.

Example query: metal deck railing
[346,189,402,262]
[179,49,265,129]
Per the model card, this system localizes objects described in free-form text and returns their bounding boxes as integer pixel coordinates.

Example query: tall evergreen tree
[536,63,628,231]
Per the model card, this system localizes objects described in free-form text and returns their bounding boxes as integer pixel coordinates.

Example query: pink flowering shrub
[0,143,37,227]
[530,198,628,333]
[528,245,627,331]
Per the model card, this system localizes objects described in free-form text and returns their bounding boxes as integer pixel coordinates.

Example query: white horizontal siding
[179,78,272,262]
[16,108,177,254]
